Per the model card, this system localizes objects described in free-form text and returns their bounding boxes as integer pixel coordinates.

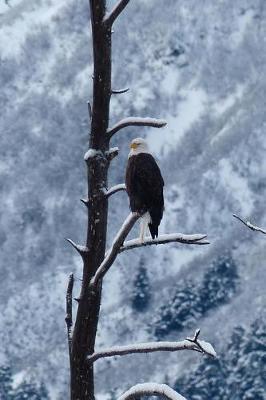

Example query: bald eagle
[125,137,164,241]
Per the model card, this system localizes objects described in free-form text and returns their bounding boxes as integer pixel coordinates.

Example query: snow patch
[147,87,207,155]
[219,158,254,214]
[213,84,245,115]
[230,9,255,47]
[84,149,103,161]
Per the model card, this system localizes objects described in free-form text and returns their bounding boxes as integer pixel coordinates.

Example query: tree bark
[70,1,111,399]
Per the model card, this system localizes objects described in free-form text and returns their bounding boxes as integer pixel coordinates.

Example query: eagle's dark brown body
[125,153,164,238]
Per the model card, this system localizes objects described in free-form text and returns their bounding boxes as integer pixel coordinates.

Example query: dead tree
[66,1,214,399]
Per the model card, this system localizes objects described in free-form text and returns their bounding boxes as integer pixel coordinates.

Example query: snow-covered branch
[65,273,74,361]
[118,383,187,400]
[104,0,131,27]
[87,329,216,363]
[112,87,129,94]
[108,117,167,138]
[91,214,209,287]
[105,147,119,162]
[119,233,209,253]
[233,214,266,235]
[90,212,141,287]
[104,183,127,198]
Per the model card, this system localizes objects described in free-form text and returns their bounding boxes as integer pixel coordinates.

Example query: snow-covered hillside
[0,0,265,398]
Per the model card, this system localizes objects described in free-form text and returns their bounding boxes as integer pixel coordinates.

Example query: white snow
[106,183,126,197]
[84,149,103,161]
[219,158,254,214]
[230,9,255,48]
[213,84,245,115]
[147,87,207,155]
[118,383,187,400]
[0,0,66,57]
[108,117,167,135]
[105,147,119,156]
[197,340,217,357]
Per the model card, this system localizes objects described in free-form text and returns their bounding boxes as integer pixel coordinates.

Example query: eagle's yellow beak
[130,143,138,149]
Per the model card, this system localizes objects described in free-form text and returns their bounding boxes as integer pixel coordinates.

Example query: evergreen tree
[0,365,13,399]
[174,319,266,400]
[199,252,239,312]
[154,280,201,338]
[13,381,49,400]
[132,261,151,312]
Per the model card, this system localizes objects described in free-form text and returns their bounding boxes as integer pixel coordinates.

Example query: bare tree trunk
[66,1,211,399]
[70,1,111,399]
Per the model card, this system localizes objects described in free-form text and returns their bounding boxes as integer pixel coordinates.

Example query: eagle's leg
[139,212,151,243]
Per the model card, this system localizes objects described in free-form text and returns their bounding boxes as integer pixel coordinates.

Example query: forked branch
[108,117,167,138]
[91,213,209,287]
[233,214,266,235]
[104,0,131,27]
[90,212,141,287]
[87,329,216,363]
[65,273,74,361]
[118,383,187,400]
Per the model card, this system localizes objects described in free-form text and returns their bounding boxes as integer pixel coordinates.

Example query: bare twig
[104,183,127,198]
[119,233,209,253]
[65,273,74,361]
[87,101,92,120]
[87,329,216,363]
[233,214,266,235]
[90,212,141,287]
[80,198,89,207]
[118,383,187,400]
[65,238,89,258]
[108,117,167,138]
[104,0,131,27]
[112,87,130,94]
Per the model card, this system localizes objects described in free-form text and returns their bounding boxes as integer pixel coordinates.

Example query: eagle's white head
[129,137,150,157]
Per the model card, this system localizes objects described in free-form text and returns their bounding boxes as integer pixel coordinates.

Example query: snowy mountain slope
[0,0,266,398]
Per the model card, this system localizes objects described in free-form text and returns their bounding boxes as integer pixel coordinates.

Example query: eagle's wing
[126,153,164,213]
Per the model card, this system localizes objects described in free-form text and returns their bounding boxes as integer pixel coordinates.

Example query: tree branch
[65,273,74,361]
[108,117,167,138]
[112,87,130,94]
[233,214,266,235]
[104,0,131,27]
[119,233,209,253]
[65,238,89,259]
[87,329,216,363]
[104,183,127,198]
[105,147,119,162]
[118,383,187,400]
[90,212,141,287]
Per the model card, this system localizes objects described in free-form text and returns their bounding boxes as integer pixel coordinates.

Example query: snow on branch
[104,183,127,198]
[84,148,103,162]
[90,212,141,287]
[112,87,130,95]
[119,233,209,253]
[233,214,266,235]
[105,147,119,162]
[118,383,187,400]
[108,117,167,138]
[104,0,131,27]
[65,273,74,361]
[87,329,216,363]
